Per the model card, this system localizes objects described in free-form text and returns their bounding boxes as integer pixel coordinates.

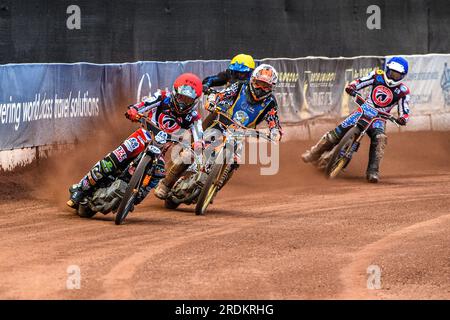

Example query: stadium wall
[0,0,449,64]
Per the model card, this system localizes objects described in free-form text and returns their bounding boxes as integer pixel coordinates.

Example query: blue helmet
[384,56,409,87]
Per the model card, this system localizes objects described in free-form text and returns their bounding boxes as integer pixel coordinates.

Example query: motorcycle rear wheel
[77,204,96,218]
[164,197,180,209]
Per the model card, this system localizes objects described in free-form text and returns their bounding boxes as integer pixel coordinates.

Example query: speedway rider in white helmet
[302,56,411,183]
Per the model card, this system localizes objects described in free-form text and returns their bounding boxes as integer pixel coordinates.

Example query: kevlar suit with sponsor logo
[68,89,203,207]
[155,80,283,197]
[208,81,282,132]
[302,68,411,181]
[202,80,282,187]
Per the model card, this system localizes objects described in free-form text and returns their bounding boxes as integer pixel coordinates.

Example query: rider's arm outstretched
[125,91,166,121]
[396,90,411,126]
[345,70,377,96]
[263,101,283,141]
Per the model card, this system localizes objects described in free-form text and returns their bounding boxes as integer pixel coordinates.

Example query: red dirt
[0,131,449,299]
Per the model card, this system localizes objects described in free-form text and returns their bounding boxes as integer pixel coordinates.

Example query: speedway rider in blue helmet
[302,56,411,183]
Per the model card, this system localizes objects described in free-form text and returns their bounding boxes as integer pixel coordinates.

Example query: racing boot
[301,131,339,163]
[154,161,189,200]
[366,133,387,183]
[67,157,117,208]
[67,175,94,209]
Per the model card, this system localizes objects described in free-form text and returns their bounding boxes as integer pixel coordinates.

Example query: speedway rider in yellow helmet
[202,54,255,93]
[201,54,255,129]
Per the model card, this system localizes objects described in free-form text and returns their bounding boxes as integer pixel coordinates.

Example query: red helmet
[171,73,203,114]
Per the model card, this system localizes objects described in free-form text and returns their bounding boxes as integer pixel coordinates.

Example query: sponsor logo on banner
[408,71,440,81]
[441,62,450,107]
[137,73,152,103]
[303,71,335,108]
[300,69,340,119]
[353,67,376,79]
[408,70,439,105]
[372,85,393,107]
[277,72,300,88]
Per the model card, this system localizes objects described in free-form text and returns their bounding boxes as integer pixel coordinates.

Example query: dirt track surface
[0,131,449,299]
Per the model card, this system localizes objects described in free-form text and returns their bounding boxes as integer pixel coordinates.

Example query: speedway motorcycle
[165,93,276,215]
[319,93,400,179]
[76,114,187,225]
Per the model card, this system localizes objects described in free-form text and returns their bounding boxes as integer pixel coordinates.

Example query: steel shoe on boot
[67,184,87,209]
[366,171,379,183]
[301,132,338,163]
[154,181,170,200]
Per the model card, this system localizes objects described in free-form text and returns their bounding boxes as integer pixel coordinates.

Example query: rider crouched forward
[153,64,283,200]
[67,73,204,209]
[301,56,411,183]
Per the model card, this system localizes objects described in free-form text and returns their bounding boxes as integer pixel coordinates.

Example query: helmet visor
[230,70,250,81]
[386,69,405,82]
[252,79,273,92]
[174,94,196,113]
[175,93,195,106]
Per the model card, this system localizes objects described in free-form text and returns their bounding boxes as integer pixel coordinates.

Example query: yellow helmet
[229,54,255,73]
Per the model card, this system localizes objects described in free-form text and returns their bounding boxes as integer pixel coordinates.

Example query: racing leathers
[154,81,283,199]
[302,68,411,182]
[206,81,282,135]
[67,90,203,209]
[202,71,252,130]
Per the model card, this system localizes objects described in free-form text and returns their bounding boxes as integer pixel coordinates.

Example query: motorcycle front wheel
[325,126,361,179]
[115,154,152,225]
[194,161,225,215]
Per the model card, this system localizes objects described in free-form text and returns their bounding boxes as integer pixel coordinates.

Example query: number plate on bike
[361,103,378,119]
[148,145,162,155]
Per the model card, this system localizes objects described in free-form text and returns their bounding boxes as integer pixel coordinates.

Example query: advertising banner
[0,54,448,150]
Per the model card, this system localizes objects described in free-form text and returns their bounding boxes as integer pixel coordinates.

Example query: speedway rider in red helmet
[67,73,204,209]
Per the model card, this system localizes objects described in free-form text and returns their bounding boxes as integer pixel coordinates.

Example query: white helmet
[249,64,278,101]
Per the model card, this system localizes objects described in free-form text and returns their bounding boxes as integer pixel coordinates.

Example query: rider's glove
[125,106,139,122]
[205,93,216,112]
[345,84,357,97]
[396,116,407,126]
[269,128,282,142]
[215,101,230,113]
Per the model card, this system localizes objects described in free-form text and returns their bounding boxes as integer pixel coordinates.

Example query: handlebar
[353,93,400,127]
[213,110,277,143]
[205,88,219,95]
[136,113,192,147]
